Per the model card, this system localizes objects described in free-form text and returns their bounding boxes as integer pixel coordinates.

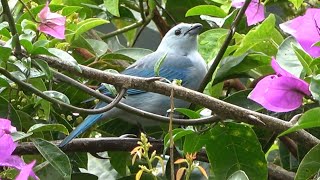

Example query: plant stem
[1,0,22,55]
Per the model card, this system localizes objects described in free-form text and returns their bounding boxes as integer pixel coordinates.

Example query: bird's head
[157,23,203,56]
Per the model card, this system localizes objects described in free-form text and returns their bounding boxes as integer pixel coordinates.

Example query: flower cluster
[0,118,38,180]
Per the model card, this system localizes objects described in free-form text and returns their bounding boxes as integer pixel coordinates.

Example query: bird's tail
[59,113,103,147]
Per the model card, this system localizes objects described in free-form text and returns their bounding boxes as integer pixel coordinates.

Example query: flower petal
[249,75,310,112]
[39,23,65,39]
[0,118,17,134]
[16,160,38,180]
[0,134,16,162]
[280,8,320,58]
[38,1,66,39]
[245,1,265,26]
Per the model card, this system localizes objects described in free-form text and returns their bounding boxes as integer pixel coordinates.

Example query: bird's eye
[174,29,181,36]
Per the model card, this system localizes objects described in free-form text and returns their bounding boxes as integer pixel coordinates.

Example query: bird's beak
[184,23,203,36]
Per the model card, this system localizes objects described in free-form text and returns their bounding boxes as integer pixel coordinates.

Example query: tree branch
[52,68,221,125]
[32,53,320,150]
[13,138,295,179]
[1,0,22,55]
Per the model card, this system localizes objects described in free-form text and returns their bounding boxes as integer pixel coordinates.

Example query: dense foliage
[0,0,320,179]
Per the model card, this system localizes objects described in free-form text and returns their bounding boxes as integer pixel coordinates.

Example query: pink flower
[0,118,16,137]
[0,119,38,180]
[248,58,311,112]
[38,2,66,39]
[232,0,265,26]
[280,8,320,58]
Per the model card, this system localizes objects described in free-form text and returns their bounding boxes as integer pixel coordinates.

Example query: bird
[59,23,208,147]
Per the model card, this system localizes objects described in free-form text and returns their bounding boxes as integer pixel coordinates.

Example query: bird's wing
[98,52,193,96]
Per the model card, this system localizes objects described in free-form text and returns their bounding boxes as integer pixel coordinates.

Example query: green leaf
[279,108,320,136]
[86,39,108,57]
[20,39,33,53]
[109,151,130,176]
[186,5,227,18]
[174,108,201,119]
[75,18,109,40]
[11,131,33,141]
[213,53,271,84]
[234,14,283,56]
[48,48,82,73]
[163,128,194,149]
[42,90,71,104]
[33,59,53,79]
[295,143,320,180]
[0,76,10,87]
[0,46,12,63]
[71,173,98,180]
[227,170,249,180]
[114,48,153,61]
[310,75,320,102]
[276,37,303,78]
[154,53,167,76]
[205,122,267,179]
[0,95,22,130]
[183,132,208,153]
[32,138,71,179]
[292,45,313,76]
[288,0,303,9]
[104,0,120,17]
[61,6,83,16]
[198,28,228,62]
[223,90,263,111]
[28,124,69,135]
[111,7,137,46]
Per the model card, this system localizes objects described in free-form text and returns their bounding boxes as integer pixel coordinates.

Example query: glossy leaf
[104,0,120,17]
[163,128,194,149]
[295,143,320,180]
[224,90,263,111]
[86,39,108,57]
[279,108,320,136]
[48,48,82,73]
[227,170,249,180]
[234,14,283,56]
[310,75,320,101]
[198,28,228,62]
[186,5,227,18]
[32,138,71,179]
[28,124,69,135]
[205,122,267,179]
[42,90,71,104]
[75,18,109,39]
[114,48,153,61]
[174,108,201,119]
[0,46,12,63]
[276,37,304,78]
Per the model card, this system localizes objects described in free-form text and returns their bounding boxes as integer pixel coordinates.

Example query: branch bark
[32,53,320,150]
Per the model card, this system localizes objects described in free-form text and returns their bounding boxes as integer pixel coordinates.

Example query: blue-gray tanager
[59,23,207,147]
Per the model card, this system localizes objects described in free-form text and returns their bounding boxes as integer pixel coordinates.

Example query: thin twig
[1,0,22,55]
[139,0,146,21]
[0,67,126,114]
[17,0,40,23]
[52,69,221,125]
[100,13,153,40]
[169,85,175,180]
